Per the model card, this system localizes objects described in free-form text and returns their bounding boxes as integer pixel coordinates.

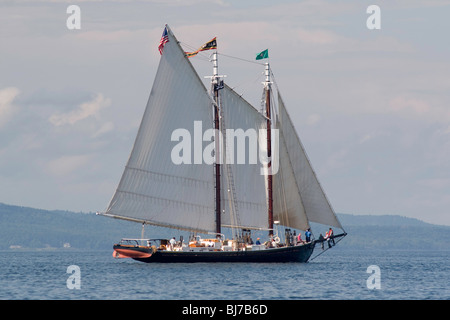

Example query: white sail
[220,85,268,230]
[102,25,343,236]
[104,26,216,232]
[275,93,343,229]
[272,124,311,231]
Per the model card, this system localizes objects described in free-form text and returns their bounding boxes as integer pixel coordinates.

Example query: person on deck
[329,228,335,245]
[325,228,334,248]
[318,233,324,250]
[305,228,311,243]
[169,237,176,250]
[297,233,303,244]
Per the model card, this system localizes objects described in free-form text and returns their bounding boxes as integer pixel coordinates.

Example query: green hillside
[1,203,449,251]
[0,203,144,250]
[336,213,450,250]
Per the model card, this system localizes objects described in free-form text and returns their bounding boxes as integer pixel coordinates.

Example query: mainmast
[211,51,223,237]
[264,62,274,237]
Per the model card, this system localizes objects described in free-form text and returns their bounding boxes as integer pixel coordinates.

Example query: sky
[1,0,449,226]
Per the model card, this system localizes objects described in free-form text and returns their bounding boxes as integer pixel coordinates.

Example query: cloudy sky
[1,0,449,226]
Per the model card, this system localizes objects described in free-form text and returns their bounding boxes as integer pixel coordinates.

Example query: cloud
[46,154,92,177]
[389,96,430,116]
[74,30,140,42]
[296,28,340,45]
[388,95,450,123]
[92,121,115,138]
[177,22,344,49]
[358,130,390,144]
[48,93,111,126]
[0,87,20,128]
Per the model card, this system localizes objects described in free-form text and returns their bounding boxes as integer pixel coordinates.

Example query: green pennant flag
[256,49,269,60]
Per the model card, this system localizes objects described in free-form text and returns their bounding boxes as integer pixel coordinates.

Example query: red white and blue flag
[158,26,169,55]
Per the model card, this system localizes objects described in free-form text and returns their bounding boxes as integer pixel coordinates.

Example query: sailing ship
[97,25,346,263]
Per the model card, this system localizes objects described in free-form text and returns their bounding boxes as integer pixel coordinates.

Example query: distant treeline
[1,203,449,251]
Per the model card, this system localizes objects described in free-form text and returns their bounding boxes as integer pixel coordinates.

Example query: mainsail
[102,25,343,237]
[104,27,215,232]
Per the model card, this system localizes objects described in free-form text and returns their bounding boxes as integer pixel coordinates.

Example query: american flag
[158,26,169,55]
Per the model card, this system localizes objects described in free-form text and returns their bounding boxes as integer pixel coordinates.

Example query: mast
[264,62,274,237]
[212,51,222,237]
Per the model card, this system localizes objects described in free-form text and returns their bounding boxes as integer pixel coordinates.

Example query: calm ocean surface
[0,249,449,300]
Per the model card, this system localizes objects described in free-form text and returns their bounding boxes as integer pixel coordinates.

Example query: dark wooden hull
[132,243,314,263]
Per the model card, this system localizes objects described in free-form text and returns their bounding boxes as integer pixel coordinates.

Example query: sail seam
[125,166,213,188]
[279,125,309,229]
[115,189,213,212]
[101,212,214,233]
[275,146,290,227]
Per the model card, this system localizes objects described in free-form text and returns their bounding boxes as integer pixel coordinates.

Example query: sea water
[0,248,448,300]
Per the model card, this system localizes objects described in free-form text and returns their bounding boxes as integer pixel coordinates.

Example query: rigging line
[189,53,211,63]
[219,92,242,240]
[218,52,266,66]
[269,68,281,95]
[179,41,209,55]
[229,72,264,98]
[309,235,346,262]
[269,67,284,103]
[179,42,211,62]
[179,41,264,66]
[309,245,329,262]
[268,86,289,228]
[179,42,197,51]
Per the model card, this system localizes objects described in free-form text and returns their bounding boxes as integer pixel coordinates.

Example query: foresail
[104,26,215,232]
[275,93,343,230]
[220,85,268,230]
[273,127,310,231]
